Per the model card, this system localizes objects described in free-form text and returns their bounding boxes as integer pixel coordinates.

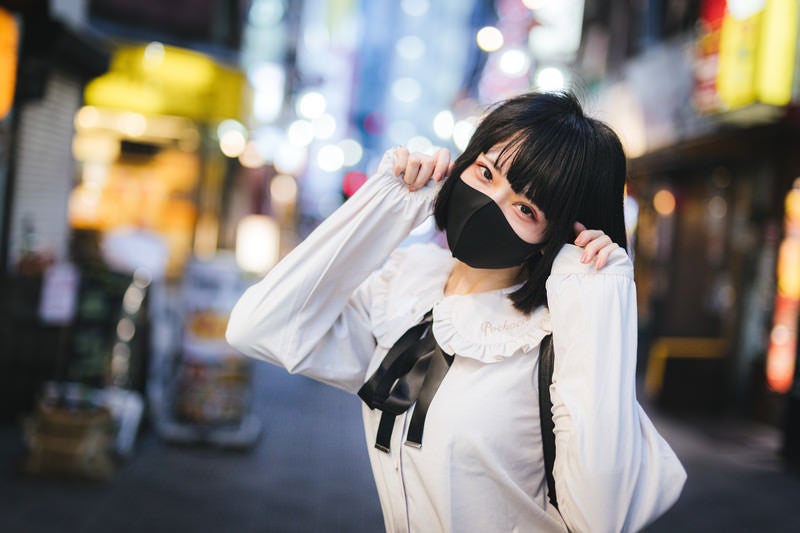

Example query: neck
[444,261,524,296]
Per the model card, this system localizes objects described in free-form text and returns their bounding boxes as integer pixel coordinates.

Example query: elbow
[225,305,253,355]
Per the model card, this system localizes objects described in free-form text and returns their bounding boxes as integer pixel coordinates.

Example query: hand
[573,222,620,270]
[393,147,453,192]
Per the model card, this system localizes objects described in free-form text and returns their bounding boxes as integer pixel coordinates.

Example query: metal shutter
[8,70,80,268]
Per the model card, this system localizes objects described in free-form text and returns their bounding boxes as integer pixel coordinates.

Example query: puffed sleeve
[226,150,440,393]
[545,244,686,532]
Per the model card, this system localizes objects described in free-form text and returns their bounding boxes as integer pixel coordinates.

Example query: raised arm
[545,244,686,532]
[226,149,444,392]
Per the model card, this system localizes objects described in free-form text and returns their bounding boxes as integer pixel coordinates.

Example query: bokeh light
[274,142,307,174]
[270,174,298,205]
[498,48,531,77]
[476,26,504,52]
[407,135,434,154]
[653,189,676,216]
[287,119,314,147]
[433,110,455,140]
[220,130,247,158]
[453,118,477,151]
[536,67,566,92]
[338,139,364,166]
[296,91,327,119]
[317,144,345,172]
[239,141,266,168]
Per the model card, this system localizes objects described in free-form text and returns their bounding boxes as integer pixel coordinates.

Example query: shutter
[8,70,81,268]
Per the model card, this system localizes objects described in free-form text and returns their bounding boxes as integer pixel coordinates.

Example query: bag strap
[538,333,559,510]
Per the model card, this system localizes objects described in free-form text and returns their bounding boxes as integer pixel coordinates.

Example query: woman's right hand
[393,147,453,192]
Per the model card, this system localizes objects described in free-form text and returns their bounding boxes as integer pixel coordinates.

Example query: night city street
[4,0,800,531]
[1,361,799,532]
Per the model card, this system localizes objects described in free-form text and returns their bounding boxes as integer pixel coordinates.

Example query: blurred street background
[1,0,800,531]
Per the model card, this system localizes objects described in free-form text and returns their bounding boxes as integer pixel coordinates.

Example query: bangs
[433,90,628,315]
[499,125,591,224]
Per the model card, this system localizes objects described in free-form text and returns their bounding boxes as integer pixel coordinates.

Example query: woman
[226,91,686,532]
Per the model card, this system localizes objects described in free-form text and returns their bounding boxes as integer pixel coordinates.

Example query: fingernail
[581,253,588,263]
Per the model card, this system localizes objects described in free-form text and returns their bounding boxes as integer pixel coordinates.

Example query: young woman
[226,91,686,532]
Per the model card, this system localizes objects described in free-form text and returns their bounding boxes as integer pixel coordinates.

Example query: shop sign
[767,180,800,393]
[84,44,245,123]
[0,8,18,120]
[714,0,798,111]
[693,0,727,113]
[755,0,798,105]
[38,263,79,325]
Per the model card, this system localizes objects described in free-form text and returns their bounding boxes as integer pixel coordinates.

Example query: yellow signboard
[0,8,18,120]
[85,43,246,123]
[756,0,798,105]
[716,0,798,110]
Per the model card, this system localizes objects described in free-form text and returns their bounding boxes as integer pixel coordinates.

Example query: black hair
[433,91,627,314]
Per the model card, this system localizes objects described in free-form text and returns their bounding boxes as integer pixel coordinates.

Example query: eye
[517,204,536,219]
[478,165,493,181]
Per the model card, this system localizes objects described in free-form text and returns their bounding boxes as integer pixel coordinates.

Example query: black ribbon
[358,311,454,453]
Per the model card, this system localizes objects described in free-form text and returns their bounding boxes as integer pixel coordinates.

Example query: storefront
[0,7,110,422]
[590,0,800,429]
[630,122,800,420]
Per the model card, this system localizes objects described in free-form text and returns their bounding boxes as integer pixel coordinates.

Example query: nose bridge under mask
[445,177,544,269]
[446,177,494,242]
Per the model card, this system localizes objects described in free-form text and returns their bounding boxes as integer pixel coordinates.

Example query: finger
[580,235,613,263]
[403,158,421,187]
[413,157,436,190]
[432,148,451,182]
[575,228,604,247]
[594,242,619,270]
[574,221,587,237]
[393,147,409,177]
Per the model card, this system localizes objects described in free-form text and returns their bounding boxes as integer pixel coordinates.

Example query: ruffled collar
[372,243,551,364]
[432,282,551,364]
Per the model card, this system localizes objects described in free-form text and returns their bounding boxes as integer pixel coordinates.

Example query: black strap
[538,333,559,510]
[358,311,454,452]
[406,343,454,447]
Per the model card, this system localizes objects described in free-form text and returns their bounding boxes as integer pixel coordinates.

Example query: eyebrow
[481,152,504,174]
[481,153,544,218]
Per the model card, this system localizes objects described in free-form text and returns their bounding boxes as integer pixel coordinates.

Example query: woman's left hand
[573,222,620,270]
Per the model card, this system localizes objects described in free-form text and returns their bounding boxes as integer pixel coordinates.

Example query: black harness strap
[538,333,559,510]
[358,311,454,452]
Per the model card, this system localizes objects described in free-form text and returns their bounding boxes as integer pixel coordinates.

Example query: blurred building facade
[575,0,800,462]
[2,0,800,464]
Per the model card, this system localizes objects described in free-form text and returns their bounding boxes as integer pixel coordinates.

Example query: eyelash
[517,204,535,219]
[477,160,537,221]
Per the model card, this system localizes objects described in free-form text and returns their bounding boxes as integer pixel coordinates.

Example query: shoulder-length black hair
[433,91,627,314]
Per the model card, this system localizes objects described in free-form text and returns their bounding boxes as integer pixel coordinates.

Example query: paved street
[1,361,799,532]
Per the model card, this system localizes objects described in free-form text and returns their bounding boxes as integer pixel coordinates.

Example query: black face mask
[445,177,545,269]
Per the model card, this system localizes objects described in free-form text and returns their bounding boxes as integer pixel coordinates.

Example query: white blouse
[226,151,686,533]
